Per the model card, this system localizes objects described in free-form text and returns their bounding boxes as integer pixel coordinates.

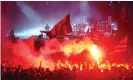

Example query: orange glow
[80,64,83,71]
[117,64,120,67]
[90,44,101,65]
[60,38,93,57]
[49,61,131,72]
[60,38,104,66]
[100,68,104,73]
[2,60,132,72]
[125,63,129,70]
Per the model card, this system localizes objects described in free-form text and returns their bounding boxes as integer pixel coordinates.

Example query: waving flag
[25,35,35,52]
[109,36,128,54]
[46,14,72,38]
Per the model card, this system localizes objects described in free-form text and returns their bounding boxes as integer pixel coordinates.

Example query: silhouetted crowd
[1,61,133,80]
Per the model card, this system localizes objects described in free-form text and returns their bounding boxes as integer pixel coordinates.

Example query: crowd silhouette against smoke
[2,61,133,80]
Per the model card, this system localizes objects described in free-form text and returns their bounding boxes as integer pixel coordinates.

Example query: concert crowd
[1,61,133,80]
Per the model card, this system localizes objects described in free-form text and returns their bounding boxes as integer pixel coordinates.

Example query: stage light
[111,22,118,30]
[84,24,89,32]
[16,34,20,36]
[16,2,42,24]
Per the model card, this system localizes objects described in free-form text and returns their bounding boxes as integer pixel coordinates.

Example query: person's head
[18,65,21,69]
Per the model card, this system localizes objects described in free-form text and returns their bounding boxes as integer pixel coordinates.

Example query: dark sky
[1,1,112,39]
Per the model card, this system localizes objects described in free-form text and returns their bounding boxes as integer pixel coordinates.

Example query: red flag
[47,14,72,38]
[25,35,34,52]
[109,36,128,54]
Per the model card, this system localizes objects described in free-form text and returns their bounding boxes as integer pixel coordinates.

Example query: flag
[46,14,72,38]
[25,35,34,52]
[109,36,128,54]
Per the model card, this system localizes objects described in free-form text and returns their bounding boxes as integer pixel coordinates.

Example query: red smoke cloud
[2,36,104,69]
